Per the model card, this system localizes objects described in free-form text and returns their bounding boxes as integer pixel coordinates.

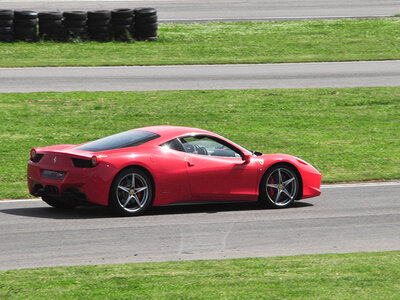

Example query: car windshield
[74,130,160,152]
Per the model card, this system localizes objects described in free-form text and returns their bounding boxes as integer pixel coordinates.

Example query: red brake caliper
[136,182,142,201]
[267,177,275,197]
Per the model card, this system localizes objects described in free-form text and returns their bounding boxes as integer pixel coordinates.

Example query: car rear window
[74,130,160,152]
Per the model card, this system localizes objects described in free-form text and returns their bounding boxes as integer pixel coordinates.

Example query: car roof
[134,125,214,139]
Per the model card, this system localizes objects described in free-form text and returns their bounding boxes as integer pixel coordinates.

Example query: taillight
[30,148,44,163]
[30,148,37,160]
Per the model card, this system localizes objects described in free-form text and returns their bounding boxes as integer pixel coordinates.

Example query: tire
[135,22,158,31]
[38,11,62,20]
[0,10,14,19]
[14,19,38,27]
[134,7,157,17]
[42,195,76,209]
[66,26,86,34]
[113,24,132,32]
[15,10,38,19]
[88,19,110,27]
[112,17,133,26]
[63,11,87,20]
[111,9,133,19]
[39,20,62,27]
[0,27,12,34]
[64,19,86,27]
[135,16,158,25]
[14,27,36,35]
[109,168,153,216]
[0,33,12,42]
[39,24,63,31]
[0,19,13,26]
[14,33,37,42]
[40,27,63,35]
[88,10,111,20]
[88,26,109,34]
[259,164,299,208]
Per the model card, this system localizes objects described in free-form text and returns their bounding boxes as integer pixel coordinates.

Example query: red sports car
[27,125,321,216]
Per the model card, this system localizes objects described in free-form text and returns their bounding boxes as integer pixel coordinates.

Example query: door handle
[187,161,195,167]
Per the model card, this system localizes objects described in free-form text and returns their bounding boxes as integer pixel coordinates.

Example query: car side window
[161,138,185,152]
[180,136,242,158]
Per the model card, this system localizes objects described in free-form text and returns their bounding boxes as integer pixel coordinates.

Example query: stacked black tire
[63,11,87,40]
[14,10,38,41]
[0,10,13,42]
[88,10,111,42]
[38,11,63,41]
[0,7,157,43]
[134,8,158,41]
[111,9,134,41]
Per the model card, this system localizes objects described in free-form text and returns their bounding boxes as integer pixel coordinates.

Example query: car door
[151,139,191,205]
[180,135,259,201]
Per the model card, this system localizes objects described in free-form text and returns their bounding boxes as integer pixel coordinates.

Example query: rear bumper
[27,161,118,206]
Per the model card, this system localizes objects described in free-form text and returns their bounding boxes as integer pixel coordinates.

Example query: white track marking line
[0,182,399,204]
[321,181,400,189]
[6,0,173,2]
[0,199,41,203]
[160,15,393,22]
[2,60,400,71]
[0,59,400,70]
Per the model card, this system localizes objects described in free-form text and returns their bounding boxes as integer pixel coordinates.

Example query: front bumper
[299,164,322,199]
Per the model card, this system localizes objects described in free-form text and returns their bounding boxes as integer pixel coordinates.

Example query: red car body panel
[27,125,321,207]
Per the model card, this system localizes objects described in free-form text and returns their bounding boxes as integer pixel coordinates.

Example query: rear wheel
[109,168,153,216]
[42,195,76,209]
[260,165,299,208]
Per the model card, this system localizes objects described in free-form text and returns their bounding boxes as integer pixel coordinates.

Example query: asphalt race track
[1,0,399,22]
[0,182,399,270]
[2,60,400,93]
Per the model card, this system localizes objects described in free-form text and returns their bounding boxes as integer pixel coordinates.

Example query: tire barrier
[111,9,134,41]
[134,8,158,41]
[38,11,63,41]
[63,11,87,40]
[0,7,157,43]
[88,10,111,42]
[0,10,13,42]
[14,10,38,41]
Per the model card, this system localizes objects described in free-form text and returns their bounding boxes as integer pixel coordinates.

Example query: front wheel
[109,168,153,216]
[260,165,299,208]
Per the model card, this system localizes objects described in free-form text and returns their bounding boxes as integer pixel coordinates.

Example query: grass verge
[0,251,399,299]
[1,18,400,67]
[0,87,399,199]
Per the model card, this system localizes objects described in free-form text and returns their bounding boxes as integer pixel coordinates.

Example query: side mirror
[242,153,252,164]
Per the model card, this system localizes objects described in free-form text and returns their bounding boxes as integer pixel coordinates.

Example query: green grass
[0,251,399,299]
[1,18,400,67]
[0,87,399,199]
